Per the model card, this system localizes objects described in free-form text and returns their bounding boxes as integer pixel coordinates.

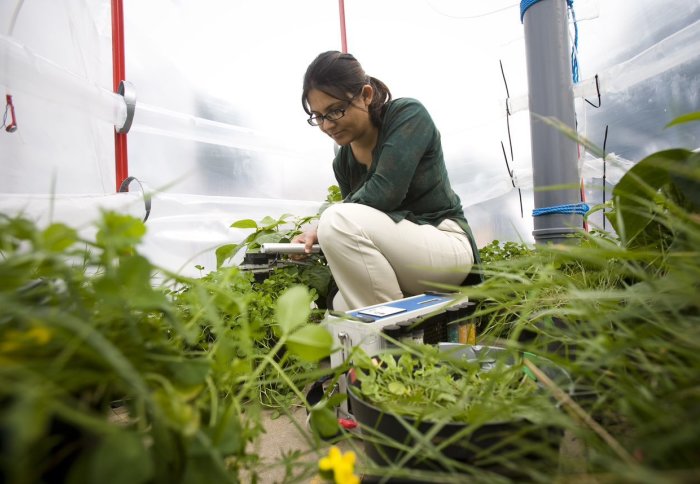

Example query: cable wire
[424,1,519,20]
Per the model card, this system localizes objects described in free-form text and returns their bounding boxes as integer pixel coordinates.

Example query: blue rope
[570,3,579,83]
[520,0,541,22]
[521,0,574,21]
[521,0,579,83]
[532,203,589,217]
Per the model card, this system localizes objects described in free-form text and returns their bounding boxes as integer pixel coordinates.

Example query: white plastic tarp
[1,0,699,275]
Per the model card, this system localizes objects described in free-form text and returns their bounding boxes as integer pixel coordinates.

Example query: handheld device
[260,243,320,254]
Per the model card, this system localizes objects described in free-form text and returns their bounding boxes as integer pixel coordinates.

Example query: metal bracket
[4,94,18,133]
[116,80,136,133]
[118,176,151,223]
[337,331,351,365]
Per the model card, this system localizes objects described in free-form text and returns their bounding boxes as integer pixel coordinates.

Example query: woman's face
[306,87,373,146]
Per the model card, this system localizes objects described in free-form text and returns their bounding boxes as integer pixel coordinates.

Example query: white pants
[317,203,474,311]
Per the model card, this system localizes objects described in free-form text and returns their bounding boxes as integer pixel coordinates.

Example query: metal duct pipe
[523,0,582,244]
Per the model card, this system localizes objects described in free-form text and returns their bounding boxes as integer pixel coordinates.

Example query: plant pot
[347,345,572,478]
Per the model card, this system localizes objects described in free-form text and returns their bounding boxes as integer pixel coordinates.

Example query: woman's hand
[291,227,319,259]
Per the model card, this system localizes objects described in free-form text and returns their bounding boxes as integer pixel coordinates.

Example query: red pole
[338,0,348,53]
[111,0,128,192]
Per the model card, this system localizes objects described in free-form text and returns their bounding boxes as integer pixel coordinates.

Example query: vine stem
[523,359,636,466]
[263,355,311,406]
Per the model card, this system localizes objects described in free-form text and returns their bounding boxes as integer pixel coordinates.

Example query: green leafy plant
[214,213,313,268]
[457,112,700,479]
[214,187,342,309]
[0,210,334,483]
[215,184,342,268]
[350,347,552,424]
[212,188,341,308]
[478,240,533,264]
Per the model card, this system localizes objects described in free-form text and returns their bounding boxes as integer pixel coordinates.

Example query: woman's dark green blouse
[332,97,482,283]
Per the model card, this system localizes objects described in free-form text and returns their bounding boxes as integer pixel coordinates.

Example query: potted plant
[343,344,572,481]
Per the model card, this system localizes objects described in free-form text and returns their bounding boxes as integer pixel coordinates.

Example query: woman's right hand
[291,227,319,259]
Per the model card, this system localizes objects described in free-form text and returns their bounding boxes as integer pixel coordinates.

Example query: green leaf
[166,357,211,388]
[259,215,280,228]
[665,111,700,128]
[96,211,146,252]
[309,405,340,438]
[80,431,154,484]
[1,216,36,244]
[254,231,288,245]
[41,223,78,252]
[437,392,457,404]
[215,243,241,268]
[230,219,258,229]
[381,353,397,369]
[325,392,348,409]
[326,185,342,203]
[3,391,50,457]
[115,255,169,310]
[670,151,700,211]
[210,403,244,455]
[300,265,332,298]
[388,381,407,396]
[181,454,236,484]
[153,389,200,437]
[275,285,312,335]
[286,325,333,362]
[610,149,691,244]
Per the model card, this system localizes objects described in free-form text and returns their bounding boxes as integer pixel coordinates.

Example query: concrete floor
[253,406,359,484]
[252,406,317,483]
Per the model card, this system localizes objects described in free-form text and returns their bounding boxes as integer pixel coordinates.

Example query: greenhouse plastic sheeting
[1,0,699,273]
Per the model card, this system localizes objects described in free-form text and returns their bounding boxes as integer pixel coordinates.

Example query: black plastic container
[347,345,571,477]
[381,324,402,348]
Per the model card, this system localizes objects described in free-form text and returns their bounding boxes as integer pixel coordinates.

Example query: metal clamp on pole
[118,176,151,223]
[116,80,136,134]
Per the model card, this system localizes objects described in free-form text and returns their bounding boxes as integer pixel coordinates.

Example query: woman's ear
[361,84,374,107]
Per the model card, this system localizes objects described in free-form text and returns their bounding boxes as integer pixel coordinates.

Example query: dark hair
[302,51,392,128]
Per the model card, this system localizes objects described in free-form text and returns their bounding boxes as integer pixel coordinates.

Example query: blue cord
[521,0,579,83]
[532,203,589,217]
[570,3,579,83]
[521,0,574,21]
[520,0,541,22]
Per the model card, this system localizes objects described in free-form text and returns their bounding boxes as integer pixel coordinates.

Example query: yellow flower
[26,326,52,345]
[0,326,52,353]
[318,446,359,484]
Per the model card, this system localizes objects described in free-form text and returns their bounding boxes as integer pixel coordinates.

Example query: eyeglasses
[307,106,348,126]
[307,92,360,126]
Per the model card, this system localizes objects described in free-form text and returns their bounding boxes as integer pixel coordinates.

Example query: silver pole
[523,0,582,244]
[260,243,321,254]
